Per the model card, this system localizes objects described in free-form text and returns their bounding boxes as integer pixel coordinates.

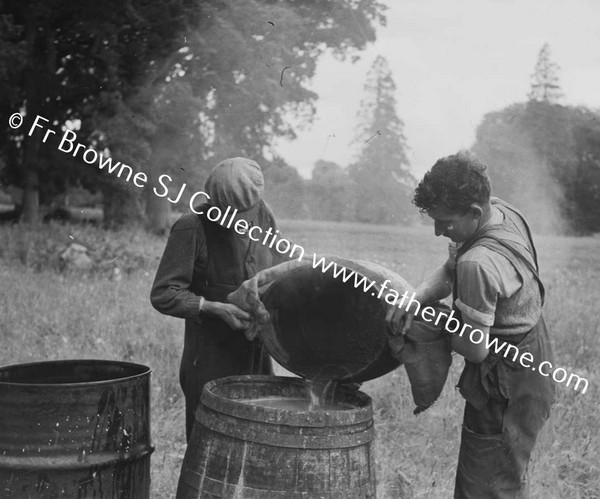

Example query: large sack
[228,256,452,414]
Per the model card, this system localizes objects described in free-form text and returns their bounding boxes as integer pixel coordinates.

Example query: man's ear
[469,203,483,219]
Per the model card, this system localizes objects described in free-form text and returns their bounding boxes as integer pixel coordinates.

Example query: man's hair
[413,151,491,214]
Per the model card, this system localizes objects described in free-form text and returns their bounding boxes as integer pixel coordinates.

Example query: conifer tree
[349,55,415,224]
[528,43,562,103]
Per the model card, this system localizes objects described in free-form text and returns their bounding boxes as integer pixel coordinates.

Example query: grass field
[1,219,598,498]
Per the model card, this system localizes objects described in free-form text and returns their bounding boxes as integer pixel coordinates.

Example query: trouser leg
[454,399,529,499]
[184,389,198,443]
[455,318,556,498]
[454,366,554,496]
[180,354,201,443]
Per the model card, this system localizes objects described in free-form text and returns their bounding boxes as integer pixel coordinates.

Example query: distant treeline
[264,98,600,237]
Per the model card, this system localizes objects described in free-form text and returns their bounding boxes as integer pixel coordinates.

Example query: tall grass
[0,221,598,498]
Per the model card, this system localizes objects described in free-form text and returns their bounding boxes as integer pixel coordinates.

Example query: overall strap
[457,198,545,306]
[490,197,541,272]
[476,234,545,306]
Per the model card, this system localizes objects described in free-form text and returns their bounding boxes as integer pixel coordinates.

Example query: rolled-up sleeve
[455,259,500,327]
[150,214,204,321]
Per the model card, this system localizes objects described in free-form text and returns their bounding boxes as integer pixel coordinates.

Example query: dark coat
[150,200,283,441]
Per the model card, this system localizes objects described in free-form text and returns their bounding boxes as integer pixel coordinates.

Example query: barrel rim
[200,375,373,427]
[0,358,151,387]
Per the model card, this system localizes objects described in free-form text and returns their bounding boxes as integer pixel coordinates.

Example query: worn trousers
[454,316,556,498]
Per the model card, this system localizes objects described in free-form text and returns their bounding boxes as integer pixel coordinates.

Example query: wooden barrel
[176,375,376,498]
[0,359,154,498]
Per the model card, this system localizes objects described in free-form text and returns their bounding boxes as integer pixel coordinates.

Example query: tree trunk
[144,155,171,235]
[19,5,57,225]
[20,170,40,224]
[19,11,42,224]
[19,126,42,224]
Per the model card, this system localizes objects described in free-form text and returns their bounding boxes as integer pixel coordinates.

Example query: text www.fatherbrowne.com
[15,113,587,395]
[311,254,589,395]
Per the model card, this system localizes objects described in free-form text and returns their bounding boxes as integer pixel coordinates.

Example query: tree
[0,12,26,199]
[143,80,205,233]
[471,103,567,234]
[262,156,309,220]
[349,55,416,225]
[471,44,600,234]
[1,0,387,227]
[0,0,195,225]
[307,160,353,221]
[1,0,63,224]
[74,1,204,228]
[568,107,600,233]
[140,0,387,230]
[472,102,600,234]
[528,43,562,103]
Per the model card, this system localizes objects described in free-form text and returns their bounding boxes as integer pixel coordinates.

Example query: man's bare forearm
[413,258,454,305]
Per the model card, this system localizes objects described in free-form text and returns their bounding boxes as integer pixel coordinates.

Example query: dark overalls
[453,200,556,498]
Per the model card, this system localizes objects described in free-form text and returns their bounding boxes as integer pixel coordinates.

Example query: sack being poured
[228,256,452,414]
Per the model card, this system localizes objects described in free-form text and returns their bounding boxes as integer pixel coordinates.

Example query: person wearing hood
[151,157,287,441]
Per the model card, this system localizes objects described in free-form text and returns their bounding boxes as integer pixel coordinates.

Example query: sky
[275,0,600,179]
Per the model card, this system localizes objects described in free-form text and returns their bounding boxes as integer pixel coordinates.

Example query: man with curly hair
[387,152,556,498]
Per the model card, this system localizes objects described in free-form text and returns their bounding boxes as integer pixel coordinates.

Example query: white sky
[275,0,600,179]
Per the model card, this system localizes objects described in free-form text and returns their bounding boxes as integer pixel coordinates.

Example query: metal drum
[0,359,154,498]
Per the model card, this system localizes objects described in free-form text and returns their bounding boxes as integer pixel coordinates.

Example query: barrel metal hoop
[197,409,374,449]
[201,376,374,427]
[196,474,377,498]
